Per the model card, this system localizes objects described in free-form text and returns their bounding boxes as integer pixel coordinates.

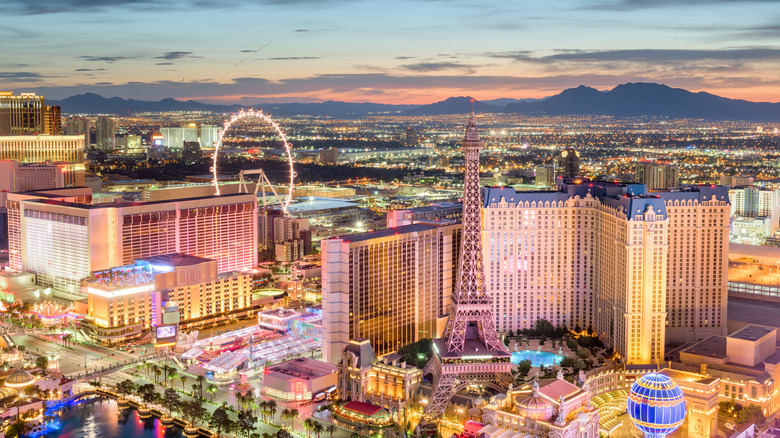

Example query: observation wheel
[211,108,295,214]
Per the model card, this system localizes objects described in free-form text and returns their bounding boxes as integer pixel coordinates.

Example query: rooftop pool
[510,350,563,367]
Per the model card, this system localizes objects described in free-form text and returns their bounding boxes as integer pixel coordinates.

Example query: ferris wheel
[211,108,296,214]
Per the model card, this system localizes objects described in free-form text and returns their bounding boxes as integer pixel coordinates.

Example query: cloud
[401,62,476,73]
[155,51,201,60]
[79,55,126,63]
[240,50,255,53]
[262,56,320,61]
[155,62,174,65]
[0,71,45,81]
[582,0,780,10]
[488,47,780,63]
[75,68,106,71]
[394,56,416,60]
[293,29,309,32]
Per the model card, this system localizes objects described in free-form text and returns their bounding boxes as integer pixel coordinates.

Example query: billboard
[156,324,177,339]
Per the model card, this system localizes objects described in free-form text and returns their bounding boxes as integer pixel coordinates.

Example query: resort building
[83,254,255,342]
[10,193,257,298]
[262,357,338,402]
[482,180,729,363]
[0,135,85,164]
[337,338,422,423]
[321,222,460,363]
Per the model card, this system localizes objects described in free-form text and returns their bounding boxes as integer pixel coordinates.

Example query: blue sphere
[627,373,687,438]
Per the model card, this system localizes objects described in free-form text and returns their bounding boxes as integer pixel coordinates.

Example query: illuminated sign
[156,325,177,339]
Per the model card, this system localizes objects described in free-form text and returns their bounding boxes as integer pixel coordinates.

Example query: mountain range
[49,83,780,122]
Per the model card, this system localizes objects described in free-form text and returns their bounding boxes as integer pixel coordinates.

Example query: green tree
[137,383,159,405]
[115,379,137,398]
[516,359,532,375]
[210,406,234,438]
[196,375,205,399]
[207,384,218,402]
[191,383,199,397]
[179,375,188,392]
[267,399,278,424]
[577,347,591,359]
[162,388,181,417]
[6,419,30,438]
[303,418,314,438]
[312,421,324,438]
[238,409,258,438]
[35,355,49,369]
[182,399,208,427]
[534,319,555,337]
[539,334,547,345]
[167,367,178,387]
[325,424,336,438]
[737,404,764,424]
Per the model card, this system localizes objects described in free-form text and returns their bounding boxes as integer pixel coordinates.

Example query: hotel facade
[321,223,460,363]
[482,180,729,364]
[8,193,257,299]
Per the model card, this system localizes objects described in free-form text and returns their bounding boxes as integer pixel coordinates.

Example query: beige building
[263,358,338,402]
[321,223,460,363]
[337,338,422,423]
[482,181,729,364]
[635,162,679,189]
[0,160,85,192]
[0,135,85,163]
[83,254,255,341]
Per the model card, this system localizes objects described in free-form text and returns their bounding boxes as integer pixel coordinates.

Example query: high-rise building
[258,207,312,262]
[95,116,115,150]
[318,147,338,164]
[161,124,219,149]
[535,165,555,186]
[43,105,61,135]
[0,135,85,163]
[182,141,201,164]
[321,223,460,363]
[0,92,44,135]
[482,181,729,363]
[557,148,580,177]
[66,117,90,149]
[635,162,679,190]
[9,193,257,299]
[405,127,418,147]
[720,174,754,187]
[0,160,84,192]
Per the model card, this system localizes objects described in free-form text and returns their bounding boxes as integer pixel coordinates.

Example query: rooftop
[26,192,253,210]
[335,223,439,243]
[140,253,213,267]
[342,400,385,417]
[729,325,775,341]
[682,335,727,360]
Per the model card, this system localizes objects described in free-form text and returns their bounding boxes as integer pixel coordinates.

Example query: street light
[5,369,35,423]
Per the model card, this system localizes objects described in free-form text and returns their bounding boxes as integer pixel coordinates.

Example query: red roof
[343,400,383,417]
[464,421,484,436]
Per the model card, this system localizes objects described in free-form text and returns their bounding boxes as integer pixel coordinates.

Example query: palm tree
[267,399,278,424]
[257,400,268,422]
[354,423,366,437]
[191,383,199,397]
[303,418,314,438]
[153,366,162,384]
[167,368,178,387]
[290,408,300,432]
[179,375,187,392]
[207,384,218,402]
[312,421,324,438]
[280,408,292,430]
[325,424,336,438]
[196,375,205,399]
[236,392,245,411]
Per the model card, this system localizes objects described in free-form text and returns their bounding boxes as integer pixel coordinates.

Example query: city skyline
[3,0,780,104]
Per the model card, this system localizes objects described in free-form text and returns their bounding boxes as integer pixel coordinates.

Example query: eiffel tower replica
[418,109,512,431]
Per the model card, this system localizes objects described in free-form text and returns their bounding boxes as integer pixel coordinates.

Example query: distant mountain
[402,96,504,116]
[503,83,780,121]
[49,83,780,121]
[49,93,417,117]
[481,97,548,106]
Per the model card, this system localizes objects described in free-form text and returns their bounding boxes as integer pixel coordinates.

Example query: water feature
[39,396,183,438]
[510,350,563,367]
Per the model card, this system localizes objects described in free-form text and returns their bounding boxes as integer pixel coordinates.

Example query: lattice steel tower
[419,110,512,428]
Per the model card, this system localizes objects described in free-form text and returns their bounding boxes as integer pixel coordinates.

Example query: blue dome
[627,373,687,438]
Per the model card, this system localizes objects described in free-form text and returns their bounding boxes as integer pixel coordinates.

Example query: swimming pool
[511,350,563,367]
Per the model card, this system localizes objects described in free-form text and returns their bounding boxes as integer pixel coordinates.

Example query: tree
[312,421,324,438]
[182,399,208,427]
[210,406,234,438]
[281,408,292,430]
[115,379,137,398]
[737,404,765,424]
[577,347,591,359]
[35,355,49,369]
[325,424,336,438]
[191,383,199,397]
[516,359,532,375]
[167,368,178,387]
[153,366,162,384]
[267,399,278,424]
[539,334,547,345]
[290,408,300,431]
[162,388,181,417]
[179,375,188,392]
[207,384,218,402]
[138,383,159,405]
[303,418,314,438]
[238,409,258,438]
[534,319,555,337]
[507,329,515,338]
[277,430,293,438]
[6,419,30,438]
[196,375,205,399]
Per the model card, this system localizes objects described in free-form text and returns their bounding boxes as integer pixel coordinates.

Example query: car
[127,349,136,354]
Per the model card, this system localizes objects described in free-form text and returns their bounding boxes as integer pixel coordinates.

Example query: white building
[729,186,780,235]
[161,125,219,149]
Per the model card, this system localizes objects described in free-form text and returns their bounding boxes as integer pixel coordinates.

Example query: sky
[2,0,780,104]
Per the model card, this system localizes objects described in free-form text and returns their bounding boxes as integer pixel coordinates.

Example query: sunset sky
[3,0,780,104]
